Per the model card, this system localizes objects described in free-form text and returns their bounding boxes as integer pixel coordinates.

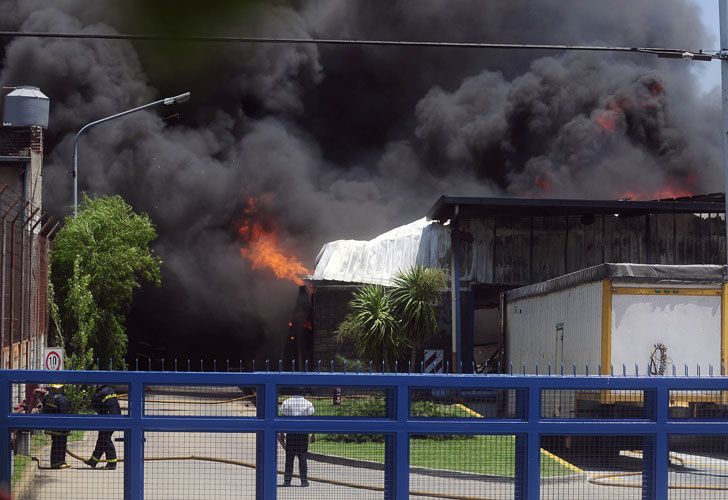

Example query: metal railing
[2,369,728,499]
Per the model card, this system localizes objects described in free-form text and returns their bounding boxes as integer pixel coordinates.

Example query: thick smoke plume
[0,0,722,358]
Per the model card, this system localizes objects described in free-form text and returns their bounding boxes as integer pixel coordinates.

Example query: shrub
[318,397,472,443]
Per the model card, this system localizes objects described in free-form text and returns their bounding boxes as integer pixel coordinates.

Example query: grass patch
[69,430,85,442]
[12,455,31,484]
[310,435,575,477]
[12,432,48,484]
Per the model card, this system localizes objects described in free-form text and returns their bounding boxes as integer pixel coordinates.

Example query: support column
[644,386,670,499]
[389,380,410,499]
[720,0,728,265]
[257,382,277,499]
[462,289,475,373]
[125,380,144,500]
[515,386,541,499]
[450,206,461,371]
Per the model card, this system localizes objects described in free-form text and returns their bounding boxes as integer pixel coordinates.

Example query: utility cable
[0,30,717,61]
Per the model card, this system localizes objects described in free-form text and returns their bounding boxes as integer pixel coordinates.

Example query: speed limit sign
[43,348,64,370]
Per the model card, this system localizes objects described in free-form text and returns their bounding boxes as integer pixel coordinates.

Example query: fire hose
[27,395,728,494]
[25,445,728,495]
[116,393,370,404]
[25,447,500,500]
[116,394,256,405]
[586,454,728,490]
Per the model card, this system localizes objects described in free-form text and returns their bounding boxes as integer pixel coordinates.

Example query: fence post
[384,382,409,499]
[257,382,277,499]
[0,375,10,492]
[516,385,540,499]
[125,378,144,500]
[644,385,670,499]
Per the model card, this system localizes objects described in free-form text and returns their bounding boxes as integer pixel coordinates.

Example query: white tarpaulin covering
[310,218,450,285]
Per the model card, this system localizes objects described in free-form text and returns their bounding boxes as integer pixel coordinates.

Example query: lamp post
[71,92,191,216]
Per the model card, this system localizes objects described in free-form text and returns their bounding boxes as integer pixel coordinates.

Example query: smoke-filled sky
[0,0,724,358]
[696,0,720,92]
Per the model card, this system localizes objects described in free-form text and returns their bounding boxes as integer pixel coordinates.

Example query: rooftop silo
[2,86,50,128]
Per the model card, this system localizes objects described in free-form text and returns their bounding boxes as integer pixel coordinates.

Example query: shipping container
[504,263,728,418]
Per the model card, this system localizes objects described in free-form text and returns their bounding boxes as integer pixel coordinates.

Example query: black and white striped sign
[424,349,444,373]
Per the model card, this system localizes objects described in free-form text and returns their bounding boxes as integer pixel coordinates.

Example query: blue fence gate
[1,369,728,499]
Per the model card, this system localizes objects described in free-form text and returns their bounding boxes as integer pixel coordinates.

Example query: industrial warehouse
[300,195,728,373]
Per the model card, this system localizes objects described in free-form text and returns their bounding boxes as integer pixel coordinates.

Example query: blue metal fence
[1,369,728,499]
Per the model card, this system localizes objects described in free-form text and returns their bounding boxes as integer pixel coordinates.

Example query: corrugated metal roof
[6,86,48,100]
[427,195,726,222]
[505,263,727,302]
[310,218,450,286]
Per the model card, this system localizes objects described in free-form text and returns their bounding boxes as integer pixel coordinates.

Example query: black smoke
[0,0,722,359]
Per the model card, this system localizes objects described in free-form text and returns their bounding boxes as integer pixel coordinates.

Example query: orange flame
[534,172,554,193]
[595,101,628,133]
[621,187,693,201]
[238,198,311,286]
[595,111,619,132]
[595,80,663,133]
[621,177,695,201]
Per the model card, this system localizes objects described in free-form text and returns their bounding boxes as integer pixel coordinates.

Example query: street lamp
[71,92,191,216]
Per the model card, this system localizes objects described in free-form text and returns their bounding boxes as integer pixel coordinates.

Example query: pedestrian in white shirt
[279,390,315,487]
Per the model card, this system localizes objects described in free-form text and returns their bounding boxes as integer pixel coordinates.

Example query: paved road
[16,388,728,499]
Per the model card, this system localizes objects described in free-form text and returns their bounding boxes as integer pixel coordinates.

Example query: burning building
[304,194,726,369]
[0,86,55,370]
[0,1,724,364]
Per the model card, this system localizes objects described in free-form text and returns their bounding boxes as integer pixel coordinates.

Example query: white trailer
[504,263,728,418]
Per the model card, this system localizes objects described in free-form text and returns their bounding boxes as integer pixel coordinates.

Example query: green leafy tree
[336,267,446,367]
[390,266,447,364]
[46,268,64,348]
[51,195,161,368]
[64,257,96,370]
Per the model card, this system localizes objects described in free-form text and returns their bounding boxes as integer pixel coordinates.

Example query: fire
[595,79,663,133]
[622,188,693,201]
[621,183,694,201]
[595,101,627,133]
[238,198,311,286]
[621,173,697,201]
[595,110,619,132]
[534,172,553,193]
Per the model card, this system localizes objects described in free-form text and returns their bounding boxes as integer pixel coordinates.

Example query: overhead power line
[0,31,717,61]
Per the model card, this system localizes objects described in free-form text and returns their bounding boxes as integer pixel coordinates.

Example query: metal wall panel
[506,280,602,374]
[462,213,721,287]
[611,291,721,370]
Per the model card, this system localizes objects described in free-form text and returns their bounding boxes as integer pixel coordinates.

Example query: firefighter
[85,385,120,470]
[42,384,71,469]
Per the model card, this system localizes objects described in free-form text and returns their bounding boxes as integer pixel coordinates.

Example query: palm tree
[390,266,448,365]
[336,267,447,369]
[335,284,410,368]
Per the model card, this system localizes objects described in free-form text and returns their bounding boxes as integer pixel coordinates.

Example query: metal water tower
[2,86,49,128]
[0,85,49,215]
